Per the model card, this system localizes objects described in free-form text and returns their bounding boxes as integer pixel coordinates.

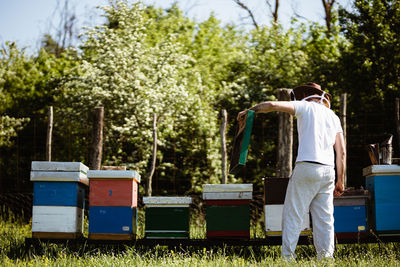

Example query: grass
[1,207,400,266]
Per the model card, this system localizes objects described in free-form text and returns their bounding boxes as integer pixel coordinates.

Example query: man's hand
[334,182,344,197]
[237,110,248,121]
[236,110,248,135]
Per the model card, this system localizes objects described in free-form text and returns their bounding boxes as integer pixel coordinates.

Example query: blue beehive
[33,182,86,208]
[363,165,400,234]
[30,161,89,239]
[333,191,369,239]
[88,206,137,240]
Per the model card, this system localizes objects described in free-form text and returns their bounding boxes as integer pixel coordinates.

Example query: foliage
[1,0,399,194]
[338,0,400,184]
[0,116,30,147]
[57,1,222,193]
[0,42,79,191]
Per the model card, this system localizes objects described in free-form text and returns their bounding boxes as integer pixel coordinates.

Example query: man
[237,82,345,260]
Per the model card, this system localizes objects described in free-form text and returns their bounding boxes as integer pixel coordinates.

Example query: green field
[1,210,400,267]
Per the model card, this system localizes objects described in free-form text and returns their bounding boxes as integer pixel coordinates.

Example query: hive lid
[202,191,252,200]
[31,161,89,174]
[143,196,192,205]
[202,184,253,192]
[362,165,400,177]
[30,171,89,186]
[87,170,141,183]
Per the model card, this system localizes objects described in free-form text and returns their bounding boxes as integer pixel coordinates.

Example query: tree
[58,1,222,194]
[338,0,400,185]
[322,0,336,34]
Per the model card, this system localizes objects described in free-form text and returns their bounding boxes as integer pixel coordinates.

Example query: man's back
[293,101,343,166]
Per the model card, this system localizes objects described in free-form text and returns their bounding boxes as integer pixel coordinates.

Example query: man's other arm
[334,132,346,197]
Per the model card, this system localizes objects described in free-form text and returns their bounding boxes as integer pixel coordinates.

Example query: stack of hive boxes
[143,196,192,239]
[264,178,311,236]
[30,161,89,239]
[87,170,140,240]
[363,165,400,235]
[203,184,252,239]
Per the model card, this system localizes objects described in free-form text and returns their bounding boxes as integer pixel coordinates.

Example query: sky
[0,0,353,53]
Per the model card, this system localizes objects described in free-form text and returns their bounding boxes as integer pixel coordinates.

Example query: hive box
[31,161,89,185]
[143,197,192,239]
[333,190,369,239]
[264,178,311,236]
[30,161,89,239]
[32,206,84,239]
[88,206,137,240]
[33,181,86,208]
[88,170,141,207]
[88,170,141,240]
[364,165,400,235]
[203,184,252,239]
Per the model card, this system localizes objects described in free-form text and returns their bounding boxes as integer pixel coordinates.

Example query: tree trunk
[220,109,228,184]
[272,0,279,23]
[322,0,335,34]
[146,113,158,196]
[46,106,53,161]
[276,89,293,178]
[340,93,347,187]
[90,106,104,170]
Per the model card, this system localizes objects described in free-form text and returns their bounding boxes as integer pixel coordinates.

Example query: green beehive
[143,197,192,239]
[203,184,253,239]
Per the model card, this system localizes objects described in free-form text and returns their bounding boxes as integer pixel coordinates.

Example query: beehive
[363,165,400,235]
[88,206,137,240]
[333,190,369,239]
[203,184,252,239]
[143,197,192,239]
[30,161,88,239]
[263,178,311,236]
[87,170,141,240]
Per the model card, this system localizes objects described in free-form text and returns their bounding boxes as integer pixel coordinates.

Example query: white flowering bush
[58,1,221,191]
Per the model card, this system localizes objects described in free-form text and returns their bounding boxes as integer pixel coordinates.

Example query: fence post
[220,109,228,184]
[276,89,293,178]
[46,106,53,161]
[90,107,104,170]
[340,93,347,187]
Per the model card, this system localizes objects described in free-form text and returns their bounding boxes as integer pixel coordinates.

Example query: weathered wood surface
[264,204,311,234]
[87,170,141,182]
[30,171,89,185]
[31,161,89,173]
[276,89,293,178]
[362,164,400,177]
[220,109,228,184]
[143,196,192,205]
[202,192,253,200]
[89,179,138,207]
[90,106,104,170]
[32,206,84,233]
[203,184,253,192]
[46,106,53,162]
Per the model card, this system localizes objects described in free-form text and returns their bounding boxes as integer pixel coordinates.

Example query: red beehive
[88,170,141,207]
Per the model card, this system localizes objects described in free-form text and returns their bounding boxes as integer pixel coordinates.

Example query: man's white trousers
[281,162,335,260]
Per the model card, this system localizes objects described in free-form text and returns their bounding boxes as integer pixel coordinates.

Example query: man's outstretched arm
[237,101,295,121]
